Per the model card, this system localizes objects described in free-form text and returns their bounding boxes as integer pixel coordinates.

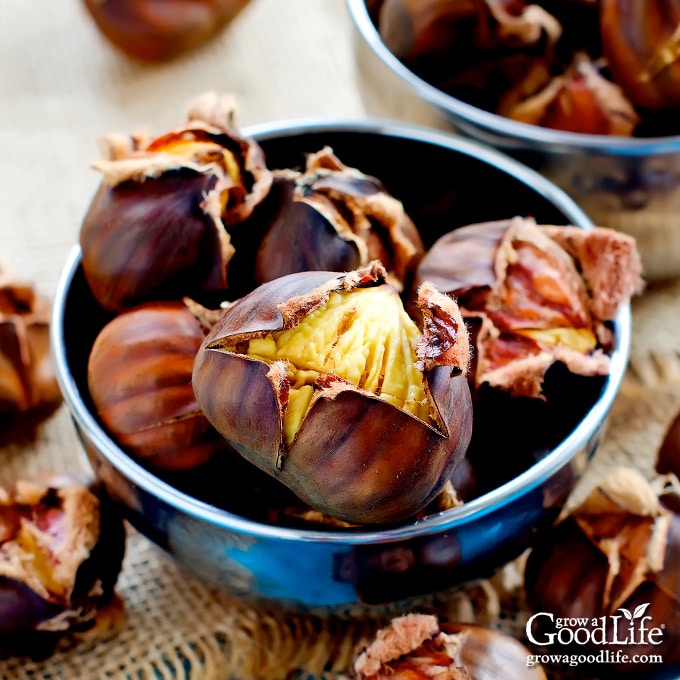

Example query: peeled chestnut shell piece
[88,299,228,471]
[0,475,126,655]
[193,262,473,525]
[79,91,272,312]
[352,613,547,679]
[254,146,424,292]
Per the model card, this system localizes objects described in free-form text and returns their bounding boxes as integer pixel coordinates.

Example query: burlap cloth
[3,1,680,678]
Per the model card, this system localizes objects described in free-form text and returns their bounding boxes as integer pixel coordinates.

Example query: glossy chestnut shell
[88,300,226,471]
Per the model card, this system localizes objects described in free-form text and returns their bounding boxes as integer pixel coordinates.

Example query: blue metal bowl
[52,120,630,614]
[347,0,680,280]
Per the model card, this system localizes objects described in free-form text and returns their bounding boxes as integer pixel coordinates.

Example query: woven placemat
[3,1,680,678]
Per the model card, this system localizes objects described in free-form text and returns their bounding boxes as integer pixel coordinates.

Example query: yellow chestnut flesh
[245,287,431,444]
[193,263,473,525]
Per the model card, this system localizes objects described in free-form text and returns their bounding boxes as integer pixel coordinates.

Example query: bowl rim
[346,0,680,153]
[53,117,631,545]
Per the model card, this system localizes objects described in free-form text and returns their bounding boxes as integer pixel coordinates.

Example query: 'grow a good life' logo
[525,603,665,670]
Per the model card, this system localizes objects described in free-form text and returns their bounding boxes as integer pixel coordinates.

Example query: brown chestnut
[254,146,424,292]
[82,0,252,62]
[88,299,227,471]
[524,467,680,673]
[413,217,642,398]
[0,474,126,655]
[351,613,546,679]
[600,0,680,110]
[375,0,562,112]
[501,52,640,135]
[0,261,62,427]
[79,91,272,312]
[192,262,473,525]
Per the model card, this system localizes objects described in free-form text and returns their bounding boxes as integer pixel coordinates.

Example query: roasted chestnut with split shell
[413,216,642,399]
[79,91,272,312]
[351,613,546,679]
[88,299,227,471]
[192,262,473,525]
[0,474,126,654]
[501,52,641,135]
[254,146,424,292]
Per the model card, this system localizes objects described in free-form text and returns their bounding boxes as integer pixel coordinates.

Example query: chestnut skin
[88,300,227,471]
[80,171,228,312]
[83,0,252,62]
[192,264,473,525]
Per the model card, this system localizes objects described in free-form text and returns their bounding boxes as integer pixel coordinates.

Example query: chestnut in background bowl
[347,0,680,281]
[52,120,630,613]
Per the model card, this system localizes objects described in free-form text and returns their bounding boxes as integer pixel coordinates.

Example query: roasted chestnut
[374,0,562,112]
[254,146,424,292]
[413,217,642,399]
[351,613,546,679]
[192,262,473,525]
[88,299,228,471]
[0,261,62,427]
[79,91,272,312]
[524,467,680,673]
[600,0,680,111]
[0,474,126,655]
[82,0,252,62]
[500,52,640,135]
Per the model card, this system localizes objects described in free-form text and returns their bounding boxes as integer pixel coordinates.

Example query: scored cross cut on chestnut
[192,261,473,525]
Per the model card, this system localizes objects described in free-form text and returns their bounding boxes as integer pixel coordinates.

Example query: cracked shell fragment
[192,262,473,525]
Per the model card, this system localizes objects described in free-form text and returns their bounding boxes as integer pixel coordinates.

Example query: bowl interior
[56,122,628,539]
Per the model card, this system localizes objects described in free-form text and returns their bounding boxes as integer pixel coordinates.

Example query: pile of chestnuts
[77,91,642,528]
[369,0,680,136]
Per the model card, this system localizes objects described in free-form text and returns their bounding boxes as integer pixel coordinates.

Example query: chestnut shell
[88,300,227,470]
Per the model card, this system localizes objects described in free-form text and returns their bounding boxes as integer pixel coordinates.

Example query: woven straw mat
[3,0,680,678]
